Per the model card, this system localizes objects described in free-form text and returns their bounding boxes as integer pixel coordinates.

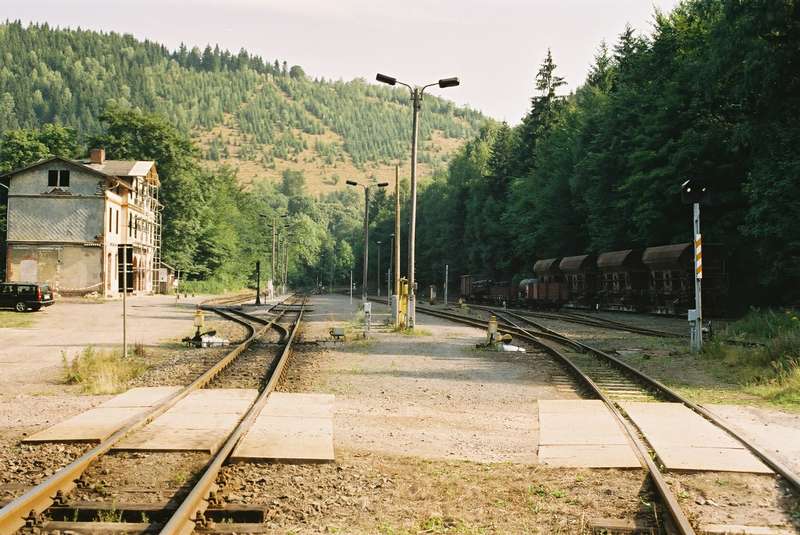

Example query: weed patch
[0,311,37,328]
[62,346,148,394]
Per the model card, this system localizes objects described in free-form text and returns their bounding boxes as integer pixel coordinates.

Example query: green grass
[0,310,37,328]
[699,308,800,408]
[62,345,149,394]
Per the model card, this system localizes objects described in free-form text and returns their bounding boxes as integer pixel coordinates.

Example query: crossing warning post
[681,178,708,352]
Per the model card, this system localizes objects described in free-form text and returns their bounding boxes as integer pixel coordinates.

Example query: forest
[1,0,798,308]
[0,20,485,187]
[393,0,799,308]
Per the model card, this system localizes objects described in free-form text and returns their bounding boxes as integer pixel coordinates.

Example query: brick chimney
[89,148,106,164]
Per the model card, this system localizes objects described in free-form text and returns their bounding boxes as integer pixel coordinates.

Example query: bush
[62,346,148,394]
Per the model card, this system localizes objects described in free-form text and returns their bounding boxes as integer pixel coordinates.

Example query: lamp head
[377,182,389,187]
[376,73,397,86]
[438,77,460,88]
[346,180,358,187]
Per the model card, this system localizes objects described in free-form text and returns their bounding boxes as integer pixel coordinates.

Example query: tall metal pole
[122,212,128,359]
[444,264,448,306]
[283,239,289,295]
[692,202,703,352]
[389,234,394,297]
[362,186,370,303]
[393,165,401,325]
[271,218,277,297]
[255,260,262,305]
[407,90,421,328]
[376,241,381,297]
[349,269,353,304]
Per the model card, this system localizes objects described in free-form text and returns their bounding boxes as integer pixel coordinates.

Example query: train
[459,242,728,316]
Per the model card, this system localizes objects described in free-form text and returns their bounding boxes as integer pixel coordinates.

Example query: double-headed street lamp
[346,179,388,302]
[376,73,460,328]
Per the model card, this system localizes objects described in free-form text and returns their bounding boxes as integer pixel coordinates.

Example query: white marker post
[444,264,448,306]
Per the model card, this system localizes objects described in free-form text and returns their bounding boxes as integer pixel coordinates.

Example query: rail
[158,298,306,534]
[0,295,291,535]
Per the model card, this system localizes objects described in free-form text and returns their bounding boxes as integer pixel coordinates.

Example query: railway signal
[681,178,709,352]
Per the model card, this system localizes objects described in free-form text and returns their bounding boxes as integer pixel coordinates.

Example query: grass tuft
[62,346,148,394]
[0,310,37,328]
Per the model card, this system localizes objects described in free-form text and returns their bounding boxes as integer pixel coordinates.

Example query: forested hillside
[0,21,486,191]
[402,0,800,307]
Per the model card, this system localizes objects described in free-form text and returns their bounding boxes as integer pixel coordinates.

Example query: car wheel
[15,302,27,312]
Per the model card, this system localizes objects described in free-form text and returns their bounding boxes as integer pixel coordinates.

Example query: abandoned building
[1,148,162,296]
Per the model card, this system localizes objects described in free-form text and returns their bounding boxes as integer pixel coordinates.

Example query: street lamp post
[376,240,382,297]
[346,179,388,303]
[377,73,459,328]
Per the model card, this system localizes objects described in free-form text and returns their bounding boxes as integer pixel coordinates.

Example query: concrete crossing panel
[621,402,772,473]
[231,392,335,462]
[114,389,258,453]
[24,386,182,443]
[537,400,639,468]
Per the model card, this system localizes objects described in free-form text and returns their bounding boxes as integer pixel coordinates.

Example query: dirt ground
[290,295,581,463]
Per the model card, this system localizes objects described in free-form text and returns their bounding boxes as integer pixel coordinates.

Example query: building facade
[1,149,162,297]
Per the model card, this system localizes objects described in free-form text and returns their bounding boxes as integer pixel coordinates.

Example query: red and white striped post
[691,202,703,352]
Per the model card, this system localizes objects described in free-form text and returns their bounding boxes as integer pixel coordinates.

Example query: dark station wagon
[0,282,55,312]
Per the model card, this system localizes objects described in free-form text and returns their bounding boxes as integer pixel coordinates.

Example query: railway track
[0,295,306,535]
[399,301,800,535]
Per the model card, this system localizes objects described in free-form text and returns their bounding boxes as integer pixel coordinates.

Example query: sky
[2,0,681,123]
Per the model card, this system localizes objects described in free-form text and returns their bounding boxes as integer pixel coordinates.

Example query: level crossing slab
[620,402,772,473]
[23,387,182,443]
[231,392,335,463]
[114,389,258,453]
[537,400,640,468]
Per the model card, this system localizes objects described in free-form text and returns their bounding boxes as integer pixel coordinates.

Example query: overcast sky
[3,0,680,123]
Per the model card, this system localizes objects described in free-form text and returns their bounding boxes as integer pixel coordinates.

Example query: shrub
[62,346,148,394]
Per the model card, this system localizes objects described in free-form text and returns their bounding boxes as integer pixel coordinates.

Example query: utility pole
[346,179,388,304]
[389,232,395,298]
[444,264,448,306]
[271,218,277,297]
[376,240,382,297]
[349,269,353,305]
[255,260,261,305]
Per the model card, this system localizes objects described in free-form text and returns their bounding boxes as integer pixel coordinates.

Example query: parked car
[0,282,55,311]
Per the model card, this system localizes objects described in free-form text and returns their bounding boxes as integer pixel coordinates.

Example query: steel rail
[498,308,800,491]
[158,297,307,535]
[402,303,695,533]
[0,298,290,535]
[470,303,684,338]
[225,308,289,341]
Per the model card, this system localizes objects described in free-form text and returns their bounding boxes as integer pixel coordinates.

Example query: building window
[115,210,119,234]
[47,169,70,187]
[108,208,112,232]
